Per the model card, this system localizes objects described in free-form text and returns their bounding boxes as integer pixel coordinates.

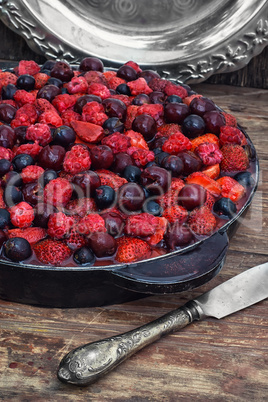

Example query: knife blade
[58,262,268,386]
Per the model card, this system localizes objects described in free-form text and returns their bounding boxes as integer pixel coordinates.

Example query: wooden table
[0,84,267,401]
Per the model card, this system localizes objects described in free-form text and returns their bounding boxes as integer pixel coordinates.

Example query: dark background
[0,20,267,89]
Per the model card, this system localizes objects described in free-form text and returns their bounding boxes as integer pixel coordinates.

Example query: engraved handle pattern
[57,305,198,386]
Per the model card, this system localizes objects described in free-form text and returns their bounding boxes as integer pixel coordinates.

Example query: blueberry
[95,185,115,209]
[12,154,34,172]
[16,74,35,91]
[142,200,162,216]
[3,171,23,187]
[102,117,124,134]
[46,77,63,88]
[1,84,17,100]
[166,95,182,103]
[73,246,95,265]
[0,208,11,229]
[41,60,56,72]
[182,114,206,138]
[39,169,58,187]
[52,125,76,148]
[4,185,23,206]
[234,172,254,188]
[0,159,11,176]
[213,197,237,219]
[123,165,142,183]
[155,151,170,166]
[161,155,184,177]
[116,83,131,95]
[61,87,68,94]
[4,237,32,262]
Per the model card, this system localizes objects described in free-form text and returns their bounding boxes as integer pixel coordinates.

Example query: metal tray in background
[0,0,267,83]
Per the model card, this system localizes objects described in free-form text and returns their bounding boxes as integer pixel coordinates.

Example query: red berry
[188,205,216,236]
[26,123,52,146]
[115,236,151,263]
[21,165,44,183]
[63,144,91,174]
[47,211,74,239]
[43,177,73,207]
[219,126,247,146]
[102,132,131,154]
[195,142,223,166]
[162,132,192,154]
[7,227,47,245]
[127,78,153,95]
[82,101,107,125]
[66,76,88,94]
[162,205,188,224]
[220,144,249,172]
[9,201,34,228]
[77,213,106,235]
[18,60,40,76]
[124,213,160,237]
[33,238,72,265]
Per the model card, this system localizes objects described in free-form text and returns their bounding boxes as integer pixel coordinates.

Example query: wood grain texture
[0,84,267,401]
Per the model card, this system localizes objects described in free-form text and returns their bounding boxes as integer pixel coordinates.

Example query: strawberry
[18,60,40,76]
[82,101,107,125]
[146,217,168,246]
[34,98,57,114]
[162,205,188,224]
[47,212,74,239]
[115,236,151,263]
[195,142,223,165]
[66,76,88,94]
[65,228,87,251]
[71,120,104,143]
[202,164,220,180]
[158,178,185,209]
[188,205,216,236]
[77,213,106,235]
[125,130,149,150]
[186,172,222,197]
[220,144,249,172]
[43,177,73,207]
[219,126,247,146]
[164,81,188,99]
[204,191,216,210]
[124,213,160,237]
[102,132,131,154]
[33,239,72,265]
[190,133,219,152]
[217,176,246,202]
[61,109,81,126]
[7,227,47,245]
[0,71,17,91]
[221,112,237,127]
[9,202,35,228]
[63,144,91,174]
[96,169,127,190]
[127,77,153,95]
[33,72,49,89]
[156,123,182,138]
[88,82,111,99]
[26,123,52,146]
[21,165,44,183]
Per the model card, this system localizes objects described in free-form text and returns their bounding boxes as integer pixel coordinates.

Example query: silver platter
[0,0,267,83]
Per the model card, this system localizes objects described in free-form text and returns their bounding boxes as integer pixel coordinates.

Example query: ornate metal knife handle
[57,302,200,386]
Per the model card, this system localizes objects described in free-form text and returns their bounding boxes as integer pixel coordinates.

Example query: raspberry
[124,213,159,237]
[156,123,182,138]
[106,76,125,90]
[219,126,247,146]
[26,123,52,146]
[21,165,44,183]
[14,89,37,106]
[77,213,106,235]
[18,60,40,75]
[65,197,97,217]
[162,132,192,154]
[47,212,74,239]
[66,76,88,94]
[33,72,49,89]
[7,227,47,245]
[195,142,223,165]
[82,101,107,125]
[102,132,131,154]
[125,130,149,150]
[9,201,34,228]
[11,104,38,128]
[164,82,188,99]
[148,78,167,92]
[115,236,151,263]
[137,103,164,122]
[217,176,246,202]
[127,147,155,167]
[61,109,81,126]
[33,239,72,265]
[87,83,111,100]
[125,105,139,130]
[84,70,106,85]
[96,169,127,190]
[220,144,249,172]
[15,141,42,159]
[52,94,77,113]
[0,146,14,161]
[190,133,220,151]
[38,111,63,127]
[188,205,216,236]
[163,205,188,224]
[43,177,73,207]
[63,144,91,174]
[127,77,153,95]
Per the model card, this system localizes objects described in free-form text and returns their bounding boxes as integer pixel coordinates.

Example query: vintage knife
[58,262,268,386]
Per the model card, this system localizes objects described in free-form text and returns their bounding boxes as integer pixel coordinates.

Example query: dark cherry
[178,151,202,176]
[161,155,184,177]
[0,230,6,247]
[149,91,165,104]
[79,57,104,72]
[234,171,255,188]
[142,199,162,216]
[182,114,205,138]
[102,98,127,121]
[166,95,182,103]
[50,61,74,82]
[123,165,141,183]
[95,185,115,209]
[74,94,102,114]
[0,125,16,148]
[154,151,170,166]
[38,145,65,171]
[88,232,117,258]
[203,110,226,135]
[72,170,101,198]
[0,208,11,229]
[4,185,23,207]
[117,183,145,212]
[140,166,171,194]
[16,74,35,91]
[39,169,58,187]
[164,103,190,124]
[52,125,76,148]
[178,183,207,210]
[90,145,114,169]
[132,94,150,106]
[190,97,217,116]
[116,83,131,96]
[2,171,23,188]
[102,117,124,134]
[34,202,57,228]
[101,211,125,237]
[14,126,27,144]
[140,70,160,84]
[1,84,17,100]
[12,153,34,172]
[213,197,237,219]
[0,104,17,124]
[117,65,138,81]
[132,114,157,141]
[22,182,42,206]
[41,60,56,72]
[37,84,61,102]
[4,237,32,262]
[46,77,63,88]
[112,152,133,174]
[164,223,193,249]
[73,246,95,265]
[152,136,168,149]
[0,159,11,176]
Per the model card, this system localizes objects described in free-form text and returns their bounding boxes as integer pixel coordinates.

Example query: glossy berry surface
[12,154,34,172]
[1,84,17,100]
[4,237,32,262]
[95,185,115,209]
[39,169,58,187]
[123,165,141,183]
[50,61,74,82]
[52,125,76,148]
[234,171,254,188]
[4,185,23,206]
[16,74,35,91]
[182,114,205,138]
[132,114,157,141]
[0,159,11,176]
[38,145,65,171]
[164,224,193,249]
[161,155,184,177]
[0,208,11,229]
[164,103,190,124]
[73,246,95,265]
[118,183,145,212]
[178,183,207,210]
[79,57,104,72]
[213,197,237,219]
[0,104,17,124]
[102,117,124,134]
[117,65,138,81]
[142,199,162,216]
[88,232,117,258]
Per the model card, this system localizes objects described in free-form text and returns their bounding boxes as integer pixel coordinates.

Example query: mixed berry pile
[0,57,255,266]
